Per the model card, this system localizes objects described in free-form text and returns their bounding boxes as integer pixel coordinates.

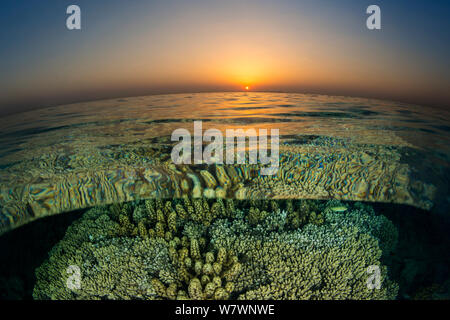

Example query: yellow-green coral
[209,200,399,300]
[236,232,397,299]
[33,199,242,300]
[284,199,324,228]
[33,207,173,299]
[33,198,399,300]
[150,238,240,300]
[247,207,270,225]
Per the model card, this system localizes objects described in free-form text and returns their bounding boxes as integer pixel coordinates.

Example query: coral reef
[151,241,241,300]
[323,201,398,255]
[210,218,398,299]
[33,198,399,300]
[33,198,241,300]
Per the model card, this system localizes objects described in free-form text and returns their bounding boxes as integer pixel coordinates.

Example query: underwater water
[0,92,448,300]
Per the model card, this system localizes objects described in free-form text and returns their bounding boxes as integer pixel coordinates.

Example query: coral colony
[33,199,398,299]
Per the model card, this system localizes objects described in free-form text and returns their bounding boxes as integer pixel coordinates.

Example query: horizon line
[1,88,448,118]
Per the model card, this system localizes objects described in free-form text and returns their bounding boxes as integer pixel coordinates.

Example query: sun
[245,86,250,91]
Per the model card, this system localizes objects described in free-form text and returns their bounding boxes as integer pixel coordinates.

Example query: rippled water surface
[0,92,448,233]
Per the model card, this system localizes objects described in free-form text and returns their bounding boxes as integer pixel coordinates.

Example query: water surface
[0,92,448,234]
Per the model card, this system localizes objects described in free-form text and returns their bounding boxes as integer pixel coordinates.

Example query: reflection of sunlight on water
[0,91,448,177]
[1,91,447,157]
[0,92,448,233]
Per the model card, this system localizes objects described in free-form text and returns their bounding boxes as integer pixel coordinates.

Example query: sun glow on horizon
[2,1,448,110]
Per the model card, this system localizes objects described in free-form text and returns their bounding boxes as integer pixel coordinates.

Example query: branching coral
[33,206,157,300]
[151,239,241,300]
[209,200,399,300]
[33,199,242,300]
[323,201,399,255]
[284,199,324,228]
[33,198,399,300]
[234,232,398,299]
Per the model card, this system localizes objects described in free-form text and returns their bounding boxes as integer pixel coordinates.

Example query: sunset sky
[0,0,449,114]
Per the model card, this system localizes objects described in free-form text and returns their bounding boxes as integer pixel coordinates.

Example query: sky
[0,0,449,115]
